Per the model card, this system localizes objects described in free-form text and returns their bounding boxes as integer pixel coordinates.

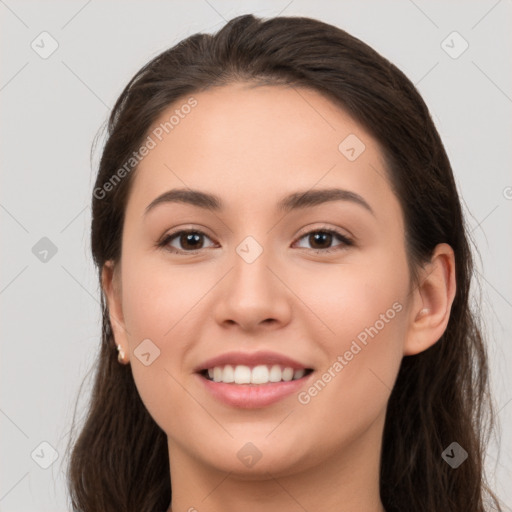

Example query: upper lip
[194,351,313,372]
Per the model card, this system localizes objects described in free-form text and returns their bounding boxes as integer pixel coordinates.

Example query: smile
[201,364,313,384]
[197,366,315,409]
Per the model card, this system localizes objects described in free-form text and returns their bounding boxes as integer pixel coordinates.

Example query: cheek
[297,252,408,424]
[120,277,193,433]
[121,254,204,341]
[301,247,408,345]
[119,256,218,431]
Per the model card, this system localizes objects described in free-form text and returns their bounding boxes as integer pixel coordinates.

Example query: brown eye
[160,230,215,254]
[177,232,205,250]
[294,229,353,253]
[158,228,353,255]
[308,231,333,250]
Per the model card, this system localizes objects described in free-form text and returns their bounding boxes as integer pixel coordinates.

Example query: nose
[212,238,292,332]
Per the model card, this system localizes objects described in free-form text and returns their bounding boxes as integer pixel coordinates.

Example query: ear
[404,243,457,356]
[101,260,130,363]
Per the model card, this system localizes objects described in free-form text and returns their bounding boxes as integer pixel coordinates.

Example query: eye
[158,227,353,255]
[158,230,216,254]
[293,228,353,254]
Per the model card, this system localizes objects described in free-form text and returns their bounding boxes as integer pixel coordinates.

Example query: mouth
[196,365,315,408]
[198,364,315,385]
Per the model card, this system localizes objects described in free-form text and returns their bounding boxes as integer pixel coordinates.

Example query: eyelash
[157,227,354,255]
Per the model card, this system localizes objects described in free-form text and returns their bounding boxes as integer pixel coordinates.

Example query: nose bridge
[231,232,276,297]
[213,230,291,329]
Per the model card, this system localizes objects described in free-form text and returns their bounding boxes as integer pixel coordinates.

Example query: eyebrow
[144,187,374,216]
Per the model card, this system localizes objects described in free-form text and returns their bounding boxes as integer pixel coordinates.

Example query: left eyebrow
[144,187,375,217]
[276,188,374,216]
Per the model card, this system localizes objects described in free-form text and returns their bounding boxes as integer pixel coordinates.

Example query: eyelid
[157,226,217,253]
[292,225,353,253]
[293,223,354,242]
[159,223,354,254]
[157,223,215,243]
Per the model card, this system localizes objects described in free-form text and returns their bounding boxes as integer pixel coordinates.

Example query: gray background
[1,1,511,510]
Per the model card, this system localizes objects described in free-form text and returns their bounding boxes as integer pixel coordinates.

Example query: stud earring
[117,344,126,364]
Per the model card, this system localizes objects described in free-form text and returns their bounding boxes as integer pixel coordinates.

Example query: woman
[66,13,504,512]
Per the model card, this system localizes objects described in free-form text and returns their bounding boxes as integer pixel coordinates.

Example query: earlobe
[101,260,129,362]
[404,243,456,356]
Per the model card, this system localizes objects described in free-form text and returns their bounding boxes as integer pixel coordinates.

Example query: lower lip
[197,372,314,409]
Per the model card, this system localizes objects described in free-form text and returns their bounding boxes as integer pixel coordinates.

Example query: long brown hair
[65,14,504,512]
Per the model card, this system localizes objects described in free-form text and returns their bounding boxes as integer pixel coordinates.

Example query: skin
[102,83,456,512]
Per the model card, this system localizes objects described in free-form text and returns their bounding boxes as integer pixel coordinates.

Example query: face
[105,82,416,478]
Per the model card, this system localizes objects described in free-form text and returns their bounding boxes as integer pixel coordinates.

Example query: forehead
[126,82,397,220]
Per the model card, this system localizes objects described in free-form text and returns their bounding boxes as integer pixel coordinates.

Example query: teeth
[234,365,251,384]
[251,365,269,384]
[213,367,222,382]
[293,368,305,380]
[269,364,282,382]
[205,364,309,384]
[222,364,235,383]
